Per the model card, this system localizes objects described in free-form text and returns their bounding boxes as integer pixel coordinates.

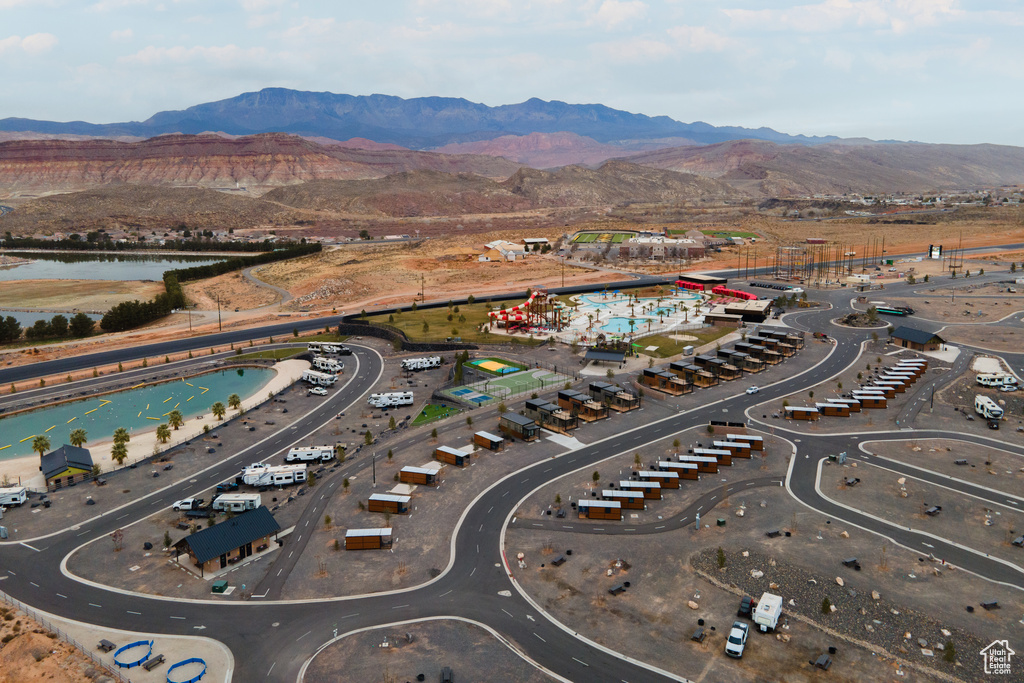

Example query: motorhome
[753,592,783,632]
[312,356,344,373]
[977,374,1003,387]
[368,392,414,408]
[301,369,338,386]
[240,463,307,487]
[211,493,262,512]
[401,356,442,371]
[975,395,1004,420]
[285,446,335,463]
[0,487,28,507]
[307,341,346,354]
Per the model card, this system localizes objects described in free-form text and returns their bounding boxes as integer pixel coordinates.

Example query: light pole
[372,452,376,487]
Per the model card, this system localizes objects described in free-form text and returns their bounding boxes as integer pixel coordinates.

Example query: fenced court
[442,367,572,406]
[469,357,527,375]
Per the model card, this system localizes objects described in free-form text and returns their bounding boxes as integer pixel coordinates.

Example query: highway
[2,264,1023,681]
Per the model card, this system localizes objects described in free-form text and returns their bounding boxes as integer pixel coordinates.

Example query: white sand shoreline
[0,359,309,489]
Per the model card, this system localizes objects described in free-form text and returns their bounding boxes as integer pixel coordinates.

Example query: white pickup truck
[171,498,204,512]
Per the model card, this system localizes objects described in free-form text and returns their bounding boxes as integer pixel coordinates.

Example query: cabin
[677,455,719,474]
[577,499,622,520]
[640,369,693,395]
[40,444,95,488]
[473,431,505,451]
[743,341,781,365]
[873,380,906,394]
[826,398,861,413]
[172,506,280,576]
[668,361,719,388]
[713,440,751,458]
[524,399,578,434]
[760,328,805,350]
[601,489,646,510]
[619,480,662,499]
[345,528,393,550]
[816,402,850,417]
[633,470,679,489]
[863,385,896,398]
[890,326,944,352]
[588,382,641,412]
[367,493,411,514]
[851,392,888,409]
[694,447,733,467]
[725,433,763,451]
[399,466,440,486]
[434,446,471,467]
[694,354,742,381]
[499,413,539,442]
[656,461,700,480]
[784,406,820,421]
[720,349,763,374]
[556,390,609,422]
[881,372,916,385]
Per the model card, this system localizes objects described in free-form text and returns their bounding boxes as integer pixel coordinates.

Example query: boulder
[836,577,845,587]
[741,550,749,557]
[839,530,850,538]
[871,591,880,600]
[751,569,764,579]
[829,604,837,613]
[687,600,699,610]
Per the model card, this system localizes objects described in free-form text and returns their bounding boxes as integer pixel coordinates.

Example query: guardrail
[0,588,132,682]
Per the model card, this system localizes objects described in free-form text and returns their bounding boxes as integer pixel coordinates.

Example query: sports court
[470,359,519,375]
[442,368,571,406]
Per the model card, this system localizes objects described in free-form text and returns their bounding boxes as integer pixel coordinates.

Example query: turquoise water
[0,253,226,282]
[0,367,275,461]
[601,317,648,334]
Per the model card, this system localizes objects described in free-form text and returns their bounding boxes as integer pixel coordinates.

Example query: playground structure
[488,289,570,332]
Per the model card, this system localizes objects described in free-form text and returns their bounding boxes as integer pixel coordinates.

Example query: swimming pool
[600,317,649,334]
[0,367,275,461]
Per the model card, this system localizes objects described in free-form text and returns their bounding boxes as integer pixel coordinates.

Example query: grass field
[364,303,544,345]
[572,232,599,243]
[610,233,629,243]
[411,403,461,427]
[634,327,734,358]
[572,231,634,244]
[701,230,760,239]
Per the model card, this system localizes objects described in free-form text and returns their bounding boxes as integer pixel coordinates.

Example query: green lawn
[634,326,735,358]
[573,232,599,243]
[411,403,460,427]
[232,348,305,361]
[301,333,349,342]
[700,230,760,239]
[610,233,630,243]
[364,303,544,345]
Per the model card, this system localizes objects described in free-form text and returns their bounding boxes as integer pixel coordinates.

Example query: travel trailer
[401,356,442,371]
[240,463,307,487]
[312,356,344,373]
[368,392,414,408]
[301,369,338,386]
[285,446,335,463]
[211,493,262,512]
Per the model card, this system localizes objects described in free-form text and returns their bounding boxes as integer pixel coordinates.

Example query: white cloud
[666,25,732,52]
[118,43,275,66]
[823,48,853,71]
[587,0,648,30]
[87,0,149,12]
[725,0,960,34]
[0,33,57,55]
[597,36,673,63]
[282,17,336,40]
[238,0,286,12]
[246,12,279,29]
[110,28,134,41]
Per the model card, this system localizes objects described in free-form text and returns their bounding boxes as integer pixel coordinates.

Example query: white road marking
[572,657,589,667]
[533,632,546,642]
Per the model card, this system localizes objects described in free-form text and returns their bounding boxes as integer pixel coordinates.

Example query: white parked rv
[312,356,344,373]
[975,395,1004,420]
[368,391,414,408]
[977,373,1003,387]
[753,592,783,632]
[0,487,28,507]
[240,463,307,487]
[401,356,441,371]
[301,369,338,386]
[285,445,335,463]
[211,493,262,512]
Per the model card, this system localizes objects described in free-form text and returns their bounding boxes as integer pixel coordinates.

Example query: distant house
[890,326,944,352]
[173,506,281,576]
[481,240,527,261]
[40,444,94,488]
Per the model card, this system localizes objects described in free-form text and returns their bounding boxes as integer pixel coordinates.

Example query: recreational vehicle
[368,392,414,408]
[975,395,1004,420]
[240,463,307,487]
[0,487,28,507]
[401,356,442,371]
[285,446,335,463]
[211,493,262,512]
[312,357,344,373]
[301,369,338,386]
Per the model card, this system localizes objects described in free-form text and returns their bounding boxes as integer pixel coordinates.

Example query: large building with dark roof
[40,444,94,488]
[890,326,944,352]
[173,506,281,576]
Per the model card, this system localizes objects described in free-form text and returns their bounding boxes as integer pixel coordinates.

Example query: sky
[1,0,1022,145]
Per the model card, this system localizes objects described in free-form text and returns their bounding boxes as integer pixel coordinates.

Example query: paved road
[4,263,1024,681]
[243,265,293,304]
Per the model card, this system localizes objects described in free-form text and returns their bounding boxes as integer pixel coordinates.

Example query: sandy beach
[0,359,308,489]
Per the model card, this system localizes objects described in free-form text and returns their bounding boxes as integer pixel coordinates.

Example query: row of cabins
[350,431,513,550]
[639,330,805,396]
[784,359,926,421]
[578,433,764,520]
[497,383,640,441]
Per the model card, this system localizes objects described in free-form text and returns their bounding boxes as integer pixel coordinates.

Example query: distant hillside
[433,132,696,168]
[627,140,1024,195]
[0,185,301,233]
[264,160,743,217]
[0,133,521,196]
[0,87,838,149]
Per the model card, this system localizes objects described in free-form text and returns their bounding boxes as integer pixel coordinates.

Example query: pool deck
[0,359,308,488]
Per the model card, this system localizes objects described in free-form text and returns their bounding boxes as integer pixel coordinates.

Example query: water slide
[488,290,541,322]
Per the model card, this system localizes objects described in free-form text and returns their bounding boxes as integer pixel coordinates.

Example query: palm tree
[32,435,51,458]
[112,427,130,446]
[69,428,88,448]
[156,424,171,444]
[228,393,242,412]
[167,410,184,431]
[111,442,128,466]
[211,402,226,420]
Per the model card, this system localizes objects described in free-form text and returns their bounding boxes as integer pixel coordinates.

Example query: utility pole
[216,295,222,332]
[372,452,376,487]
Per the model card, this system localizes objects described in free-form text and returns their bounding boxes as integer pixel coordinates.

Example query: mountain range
[0,88,837,150]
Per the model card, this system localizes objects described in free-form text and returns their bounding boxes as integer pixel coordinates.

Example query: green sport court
[442,368,571,406]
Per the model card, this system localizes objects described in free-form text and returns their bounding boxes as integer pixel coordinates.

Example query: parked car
[308,386,328,396]
[999,384,1017,392]
[215,481,239,494]
[988,420,1001,430]
[745,386,759,395]
[737,595,755,618]
[725,621,749,658]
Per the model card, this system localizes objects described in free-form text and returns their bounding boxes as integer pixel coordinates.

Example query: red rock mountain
[0,133,520,196]
[433,132,696,168]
